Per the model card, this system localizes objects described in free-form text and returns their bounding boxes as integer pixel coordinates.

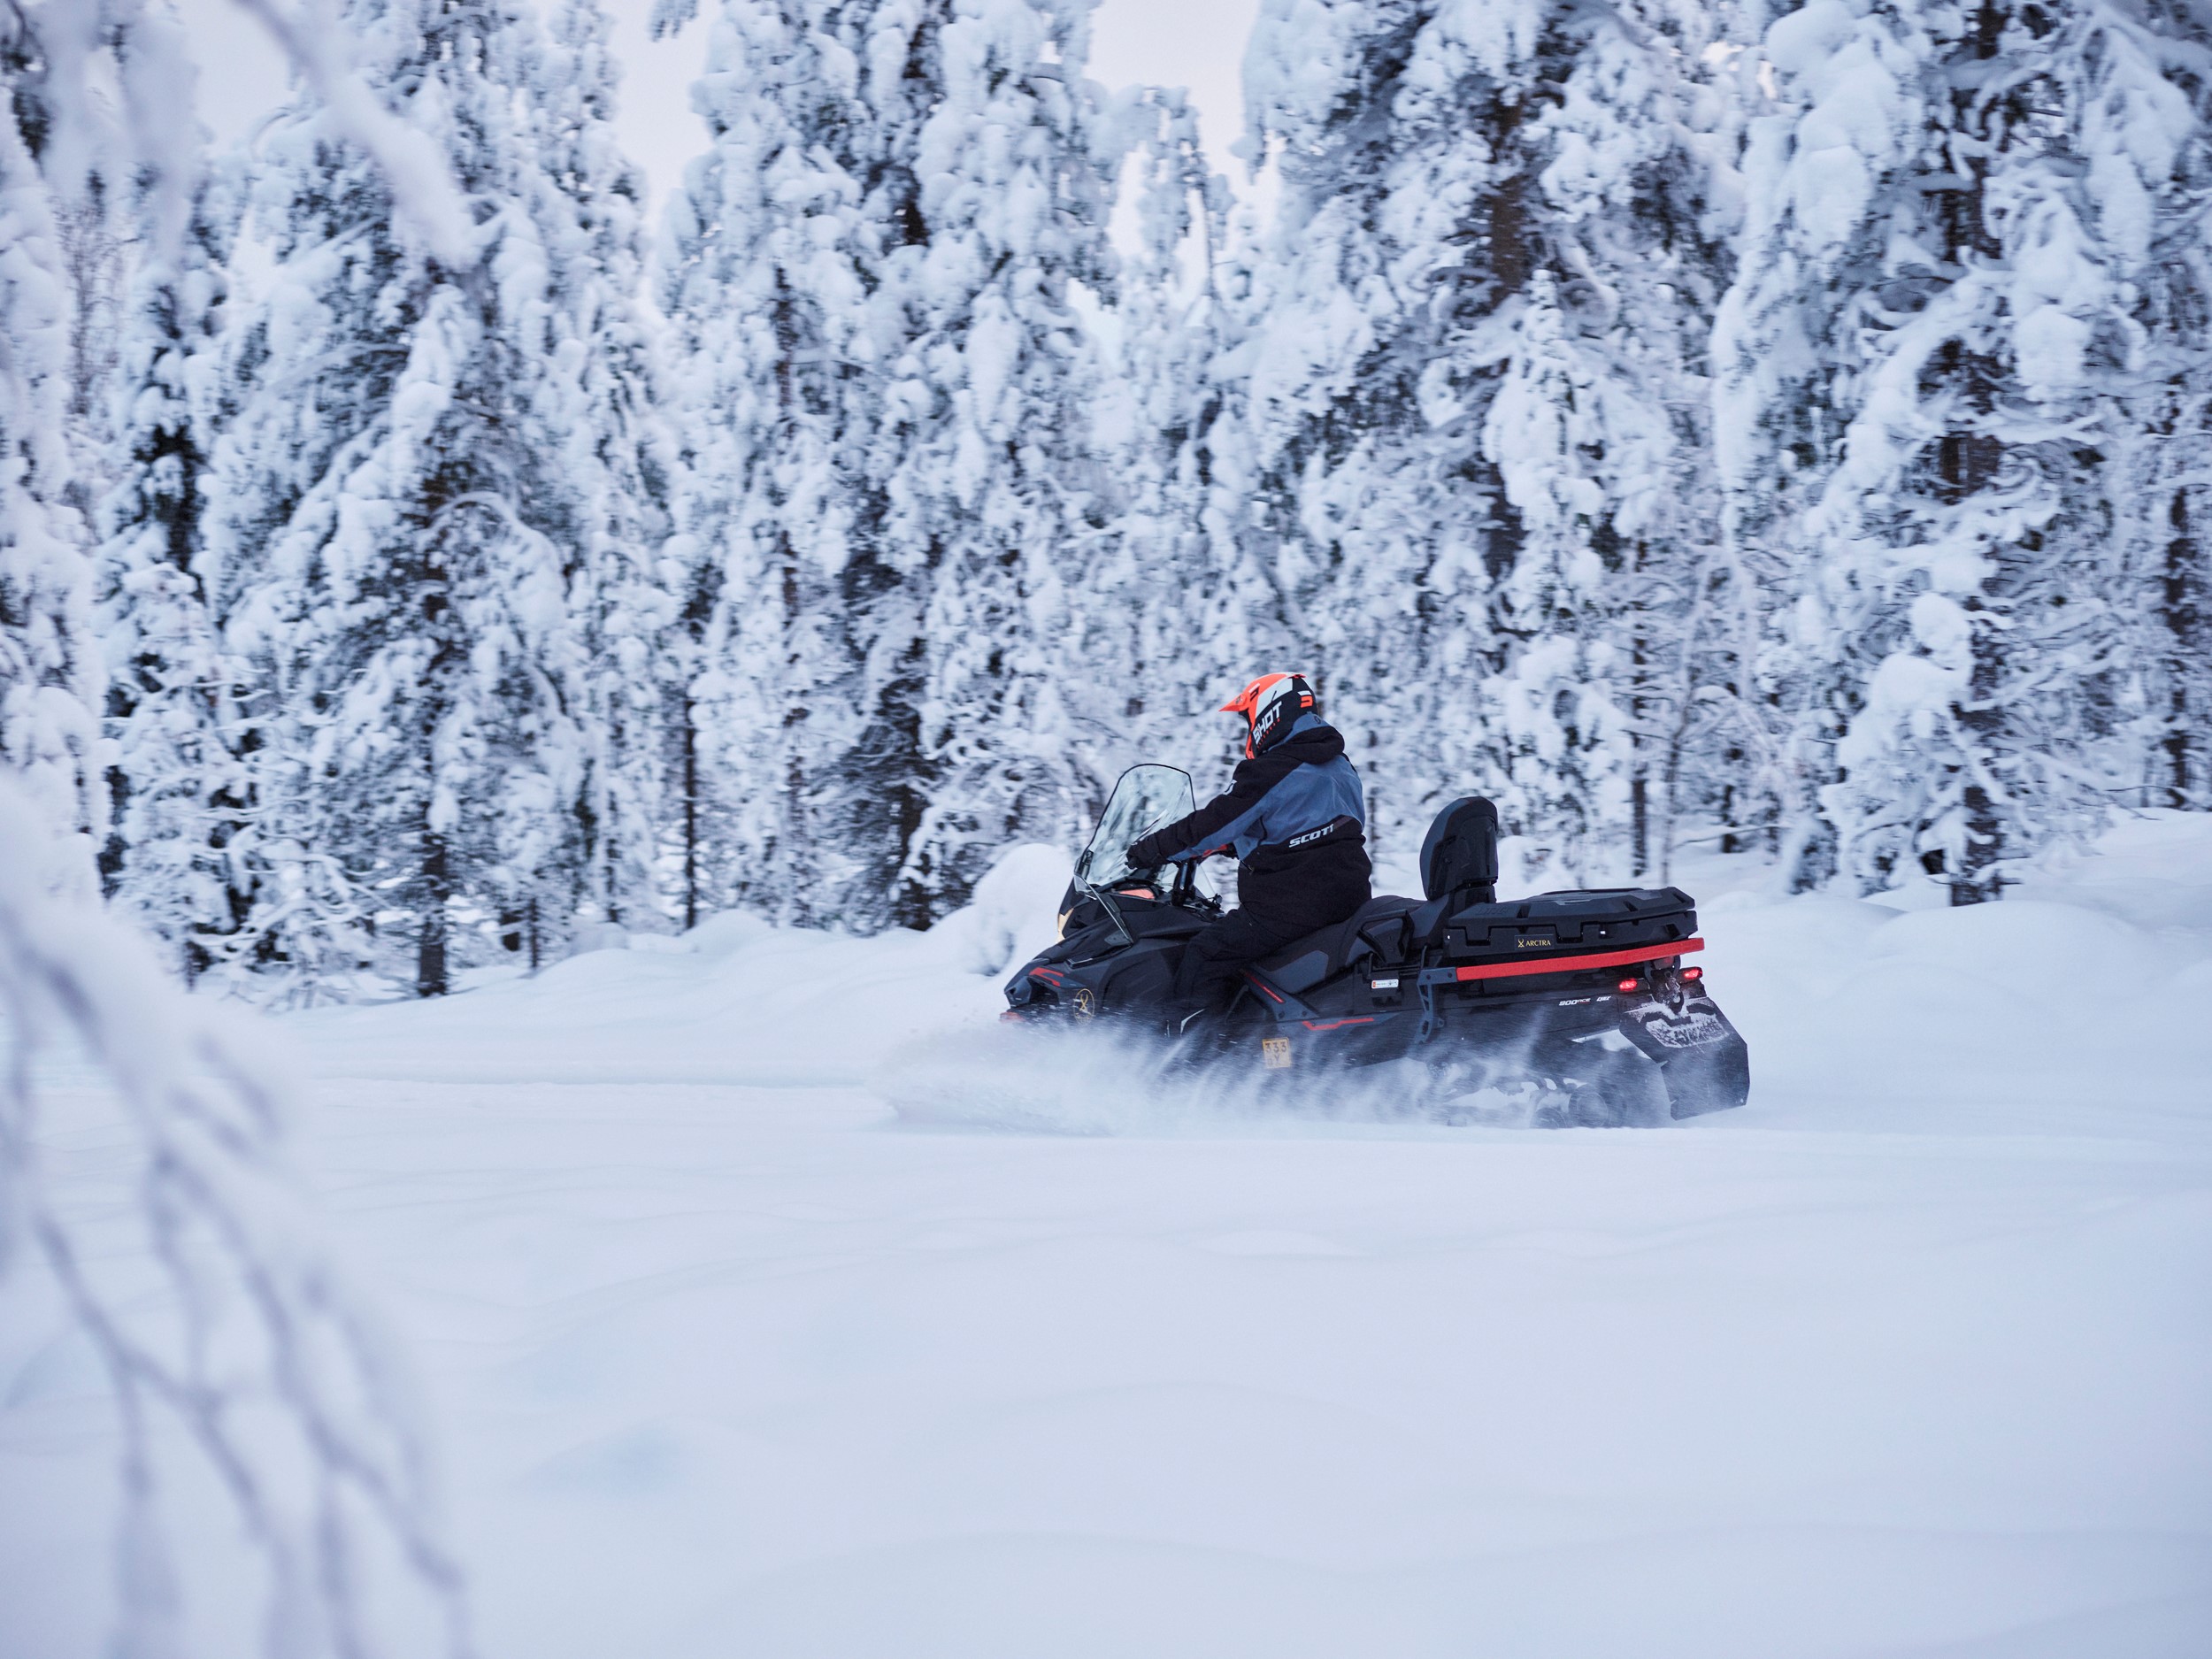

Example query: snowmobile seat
[1421,796,1500,908]
[1252,895,1425,995]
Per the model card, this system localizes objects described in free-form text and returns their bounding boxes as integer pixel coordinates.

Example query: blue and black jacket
[1126,713,1372,928]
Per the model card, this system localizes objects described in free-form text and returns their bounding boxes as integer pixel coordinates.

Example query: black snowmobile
[1002,764,1750,1125]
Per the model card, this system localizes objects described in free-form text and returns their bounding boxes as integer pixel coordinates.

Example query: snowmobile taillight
[1681,965,1702,982]
[1617,977,1640,994]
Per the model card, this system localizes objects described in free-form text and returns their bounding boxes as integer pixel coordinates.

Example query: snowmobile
[1001,764,1750,1125]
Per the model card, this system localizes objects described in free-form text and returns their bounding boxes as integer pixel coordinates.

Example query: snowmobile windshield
[1077,764,1195,888]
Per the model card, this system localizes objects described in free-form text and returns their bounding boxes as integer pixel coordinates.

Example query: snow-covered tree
[57,176,132,529]
[1716,0,2212,898]
[1082,87,1255,766]
[96,152,373,995]
[1233,0,1746,881]
[658,0,1122,929]
[212,0,670,995]
[518,0,678,947]
[96,165,275,983]
[650,0,832,925]
[1,3,107,880]
[2135,337,2212,812]
[2116,5,2212,814]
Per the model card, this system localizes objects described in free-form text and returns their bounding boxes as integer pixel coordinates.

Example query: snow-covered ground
[7,820,2212,1657]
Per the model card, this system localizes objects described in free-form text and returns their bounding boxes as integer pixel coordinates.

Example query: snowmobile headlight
[1056,909,1072,940]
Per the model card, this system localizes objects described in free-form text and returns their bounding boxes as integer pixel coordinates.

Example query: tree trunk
[2166,488,2200,808]
[1951,611,2005,906]
[417,829,451,997]
[1940,0,2009,907]
[1629,565,1650,880]
[682,690,702,933]
[1630,775,1648,879]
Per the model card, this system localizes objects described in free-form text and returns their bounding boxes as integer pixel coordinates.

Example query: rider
[1125,672,1372,1025]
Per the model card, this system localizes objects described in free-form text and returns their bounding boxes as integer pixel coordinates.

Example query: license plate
[1261,1037,1293,1070]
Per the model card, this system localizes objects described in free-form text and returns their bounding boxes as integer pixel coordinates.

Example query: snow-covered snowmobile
[1001,764,1750,1124]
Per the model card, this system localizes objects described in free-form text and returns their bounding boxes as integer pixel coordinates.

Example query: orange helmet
[1221,672,1317,757]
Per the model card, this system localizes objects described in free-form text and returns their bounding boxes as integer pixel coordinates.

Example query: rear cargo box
[1432,887,1698,965]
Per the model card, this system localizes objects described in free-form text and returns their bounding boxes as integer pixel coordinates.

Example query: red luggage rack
[1410,935,1704,1038]
[1425,935,1704,986]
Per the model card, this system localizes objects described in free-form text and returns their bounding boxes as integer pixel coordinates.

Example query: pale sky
[170,0,1260,232]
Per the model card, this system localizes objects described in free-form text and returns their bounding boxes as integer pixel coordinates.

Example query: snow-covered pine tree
[2116,4,2212,813]
[1118,210,1306,818]
[659,0,1121,929]
[95,165,283,983]
[212,0,666,995]
[1,3,107,879]
[1717,0,2212,900]
[96,153,367,994]
[651,0,843,926]
[523,0,677,946]
[2137,327,2212,811]
[1235,0,1745,883]
[57,173,130,532]
[1082,86,1241,769]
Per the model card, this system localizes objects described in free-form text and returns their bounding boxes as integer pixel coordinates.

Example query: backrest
[1420,796,1500,906]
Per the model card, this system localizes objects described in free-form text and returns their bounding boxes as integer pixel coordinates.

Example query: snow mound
[922,842,1073,976]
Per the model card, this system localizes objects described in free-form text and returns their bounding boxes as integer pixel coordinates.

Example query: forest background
[8,0,2212,1002]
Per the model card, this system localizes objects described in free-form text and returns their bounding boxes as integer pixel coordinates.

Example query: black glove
[1125,833,1171,871]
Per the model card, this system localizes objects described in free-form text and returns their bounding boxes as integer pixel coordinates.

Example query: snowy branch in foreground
[0,777,472,1659]
[227,0,475,265]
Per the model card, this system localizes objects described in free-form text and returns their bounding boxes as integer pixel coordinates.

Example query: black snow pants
[1167,836,1372,1025]
[1170,907,1318,1024]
